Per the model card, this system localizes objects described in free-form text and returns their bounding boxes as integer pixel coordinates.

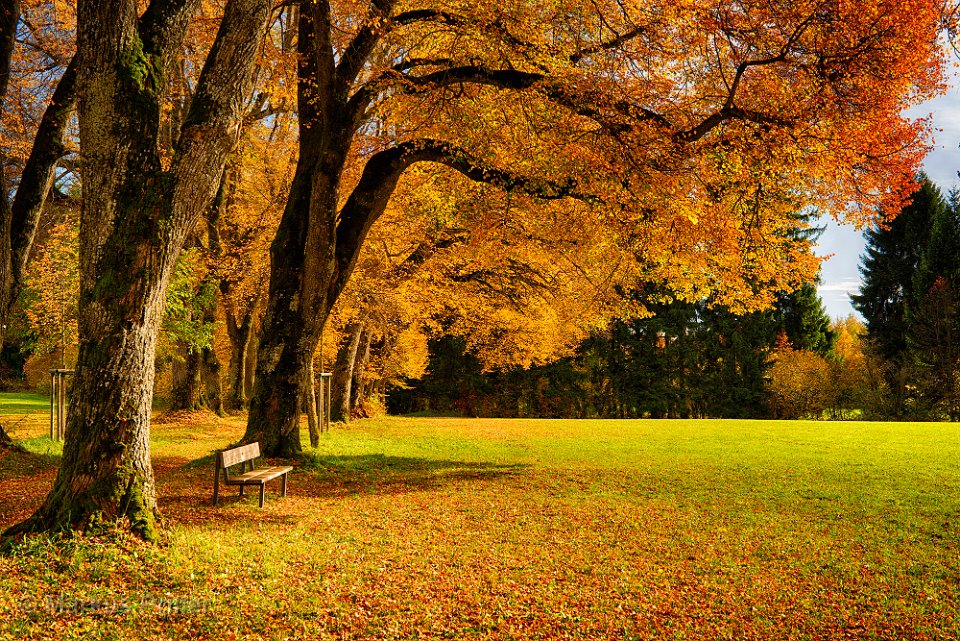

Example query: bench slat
[226,466,293,485]
[220,442,260,468]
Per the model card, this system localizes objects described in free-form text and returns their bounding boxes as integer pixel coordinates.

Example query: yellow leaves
[766,345,834,418]
[22,218,79,360]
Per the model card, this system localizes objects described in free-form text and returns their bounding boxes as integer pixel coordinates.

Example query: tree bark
[350,328,372,414]
[6,0,272,540]
[170,345,203,411]
[330,323,363,423]
[304,353,319,447]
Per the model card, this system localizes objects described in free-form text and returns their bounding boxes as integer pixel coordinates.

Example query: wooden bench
[213,442,292,507]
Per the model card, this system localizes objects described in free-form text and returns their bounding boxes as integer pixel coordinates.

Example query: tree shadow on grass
[296,453,529,498]
[0,446,61,530]
[158,452,529,525]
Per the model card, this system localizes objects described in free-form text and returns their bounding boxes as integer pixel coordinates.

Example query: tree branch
[330,139,589,303]
[333,0,397,93]
[570,25,646,63]
[10,55,78,284]
[171,0,272,228]
[139,0,202,65]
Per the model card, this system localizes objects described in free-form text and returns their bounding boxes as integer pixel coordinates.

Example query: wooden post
[48,369,74,441]
[325,374,331,432]
[59,375,66,439]
[49,371,55,440]
[319,372,332,432]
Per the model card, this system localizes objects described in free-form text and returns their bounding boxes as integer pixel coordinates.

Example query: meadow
[1,396,959,640]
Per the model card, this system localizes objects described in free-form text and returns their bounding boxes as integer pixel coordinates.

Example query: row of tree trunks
[169,342,224,414]
[225,302,256,410]
[167,273,227,415]
[330,323,363,422]
[350,330,373,416]
[170,347,203,411]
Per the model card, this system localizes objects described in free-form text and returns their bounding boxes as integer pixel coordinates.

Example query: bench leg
[259,483,265,508]
[213,463,220,506]
[282,473,287,497]
[239,484,245,498]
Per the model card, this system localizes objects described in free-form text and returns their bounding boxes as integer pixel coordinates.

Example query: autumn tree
[21,218,78,364]
[767,342,834,419]
[0,0,77,354]
[245,0,954,455]
[209,123,294,410]
[322,166,629,424]
[7,0,273,540]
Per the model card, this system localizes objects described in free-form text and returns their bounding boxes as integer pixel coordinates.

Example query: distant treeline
[389,286,834,419]
[393,176,960,422]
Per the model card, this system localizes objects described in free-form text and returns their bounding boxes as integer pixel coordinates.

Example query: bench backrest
[220,442,260,469]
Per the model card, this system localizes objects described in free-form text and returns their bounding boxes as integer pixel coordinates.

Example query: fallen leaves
[1,415,959,639]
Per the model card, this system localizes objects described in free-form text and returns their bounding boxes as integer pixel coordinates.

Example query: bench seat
[227,466,293,485]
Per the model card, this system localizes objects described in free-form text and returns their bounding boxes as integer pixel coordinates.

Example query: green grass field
[0,392,49,414]
[1,409,959,640]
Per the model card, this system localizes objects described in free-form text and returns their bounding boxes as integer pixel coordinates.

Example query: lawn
[1,407,959,640]
[0,391,50,415]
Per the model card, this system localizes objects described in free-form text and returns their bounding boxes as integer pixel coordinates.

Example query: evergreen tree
[852,178,945,360]
[851,177,949,418]
[905,192,960,419]
[776,281,835,355]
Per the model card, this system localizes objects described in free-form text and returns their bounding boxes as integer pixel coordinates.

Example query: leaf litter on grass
[1,414,959,639]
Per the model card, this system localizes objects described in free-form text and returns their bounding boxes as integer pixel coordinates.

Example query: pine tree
[905,191,960,419]
[852,178,945,360]
[776,281,835,355]
[851,177,948,418]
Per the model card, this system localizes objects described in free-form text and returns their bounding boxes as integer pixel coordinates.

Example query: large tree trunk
[6,0,271,540]
[243,3,344,456]
[243,140,347,454]
[330,323,363,423]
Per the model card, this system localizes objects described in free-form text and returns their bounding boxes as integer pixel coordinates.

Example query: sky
[815,71,960,320]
